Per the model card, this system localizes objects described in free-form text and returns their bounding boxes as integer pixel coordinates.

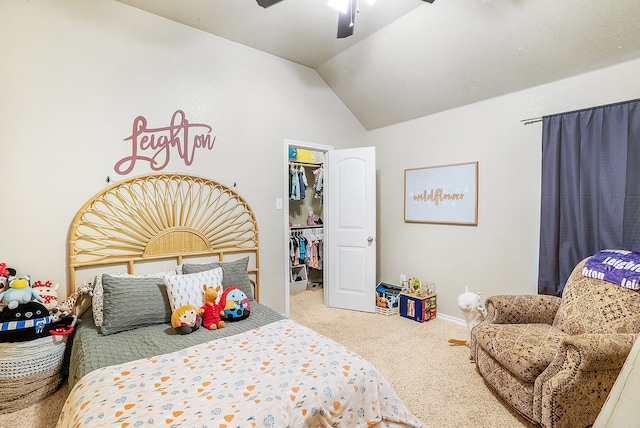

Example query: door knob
[367,236,374,243]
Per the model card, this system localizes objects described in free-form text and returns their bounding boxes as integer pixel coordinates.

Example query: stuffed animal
[219,286,251,321]
[171,304,202,335]
[50,282,93,322]
[456,287,487,344]
[200,285,225,330]
[0,263,16,292]
[32,280,59,310]
[0,301,51,342]
[0,275,43,310]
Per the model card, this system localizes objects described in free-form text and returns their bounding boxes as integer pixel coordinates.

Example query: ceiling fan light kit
[257,0,435,38]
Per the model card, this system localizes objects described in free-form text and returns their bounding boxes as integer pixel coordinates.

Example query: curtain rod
[521,117,542,125]
[521,98,640,126]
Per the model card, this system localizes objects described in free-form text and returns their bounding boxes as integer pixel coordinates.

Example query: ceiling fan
[256,0,435,39]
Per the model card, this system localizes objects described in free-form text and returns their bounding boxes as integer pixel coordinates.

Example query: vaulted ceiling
[116,0,640,130]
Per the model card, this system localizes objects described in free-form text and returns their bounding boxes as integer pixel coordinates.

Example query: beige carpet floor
[1,289,535,428]
[289,289,535,428]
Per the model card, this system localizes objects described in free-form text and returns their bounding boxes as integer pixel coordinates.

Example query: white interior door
[325,146,376,312]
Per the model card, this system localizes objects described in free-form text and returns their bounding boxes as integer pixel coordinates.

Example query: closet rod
[289,160,323,168]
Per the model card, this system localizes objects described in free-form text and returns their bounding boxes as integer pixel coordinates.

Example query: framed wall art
[404,161,478,225]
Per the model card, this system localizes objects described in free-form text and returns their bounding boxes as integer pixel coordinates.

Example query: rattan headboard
[68,173,259,299]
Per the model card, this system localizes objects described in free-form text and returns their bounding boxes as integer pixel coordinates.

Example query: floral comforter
[57,319,426,428]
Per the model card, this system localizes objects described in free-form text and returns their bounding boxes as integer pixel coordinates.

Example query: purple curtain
[538,99,640,296]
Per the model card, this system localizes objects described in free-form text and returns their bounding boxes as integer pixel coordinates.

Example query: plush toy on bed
[200,285,225,330]
[171,304,202,335]
[219,286,251,321]
[0,275,43,310]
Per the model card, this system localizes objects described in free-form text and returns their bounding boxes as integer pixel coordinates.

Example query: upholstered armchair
[471,258,640,428]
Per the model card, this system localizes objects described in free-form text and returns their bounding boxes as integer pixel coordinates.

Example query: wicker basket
[0,334,68,414]
[375,306,398,316]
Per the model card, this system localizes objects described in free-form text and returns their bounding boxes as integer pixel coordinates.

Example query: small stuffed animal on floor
[0,275,43,310]
[200,285,225,330]
[456,286,487,345]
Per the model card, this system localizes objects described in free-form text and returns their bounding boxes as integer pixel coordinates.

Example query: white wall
[0,0,366,313]
[371,58,640,318]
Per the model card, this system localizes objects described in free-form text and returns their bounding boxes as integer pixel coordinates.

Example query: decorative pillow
[182,257,253,300]
[164,268,224,312]
[92,270,175,327]
[100,275,172,336]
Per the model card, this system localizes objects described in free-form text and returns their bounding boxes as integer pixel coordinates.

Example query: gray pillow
[100,275,172,336]
[182,257,253,300]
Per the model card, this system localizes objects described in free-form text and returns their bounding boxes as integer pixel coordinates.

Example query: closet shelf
[290,225,323,230]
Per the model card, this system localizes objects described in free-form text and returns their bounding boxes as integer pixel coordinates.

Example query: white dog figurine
[456,287,487,345]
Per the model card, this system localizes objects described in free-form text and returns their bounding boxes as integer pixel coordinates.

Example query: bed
[57,173,425,428]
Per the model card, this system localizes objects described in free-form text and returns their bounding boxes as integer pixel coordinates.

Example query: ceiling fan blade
[337,0,357,39]
[256,0,284,8]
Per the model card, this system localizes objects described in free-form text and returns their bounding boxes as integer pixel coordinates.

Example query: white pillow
[92,270,175,327]
[164,268,223,312]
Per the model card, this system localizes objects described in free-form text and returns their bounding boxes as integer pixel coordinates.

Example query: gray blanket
[68,301,284,388]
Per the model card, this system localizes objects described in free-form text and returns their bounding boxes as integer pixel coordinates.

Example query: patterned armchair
[471,258,640,428]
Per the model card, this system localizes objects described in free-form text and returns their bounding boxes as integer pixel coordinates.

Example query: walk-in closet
[288,148,324,294]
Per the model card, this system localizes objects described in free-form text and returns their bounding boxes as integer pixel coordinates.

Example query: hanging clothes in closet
[289,164,308,200]
[289,228,324,270]
[313,164,324,202]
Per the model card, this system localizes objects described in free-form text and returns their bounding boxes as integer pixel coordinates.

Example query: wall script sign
[115,110,216,175]
[404,161,479,225]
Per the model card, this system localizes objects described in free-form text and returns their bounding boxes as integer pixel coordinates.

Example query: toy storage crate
[0,334,68,414]
[399,292,437,323]
[376,282,402,316]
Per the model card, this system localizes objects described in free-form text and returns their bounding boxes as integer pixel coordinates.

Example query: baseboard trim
[436,312,466,326]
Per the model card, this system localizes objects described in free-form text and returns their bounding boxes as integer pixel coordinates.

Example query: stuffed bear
[200,285,225,330]
[219,286,251,321]
[0,275,43,310]
[171,304,202,335]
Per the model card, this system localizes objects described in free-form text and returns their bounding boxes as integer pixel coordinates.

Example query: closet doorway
[284,140,330,317]
[283,140,377,318]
